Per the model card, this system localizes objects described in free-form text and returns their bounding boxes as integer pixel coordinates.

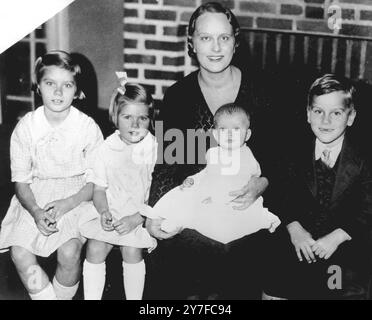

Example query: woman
[145,2,282,300]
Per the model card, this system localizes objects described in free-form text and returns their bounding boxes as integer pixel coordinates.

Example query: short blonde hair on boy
[307,74,356,110]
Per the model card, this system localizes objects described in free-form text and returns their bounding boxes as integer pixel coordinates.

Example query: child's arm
[146,217,181,240]
[93,184,114,232]
[43,183,94,221]
[10,120,58,235]
[110,197,147,235]
[112,213,144,235]
[333,160,372,241]
[43,120,103,220]
[15,182,58,235]
[287,221,316,263]
[312,157,372,260]
[311,229,351,260]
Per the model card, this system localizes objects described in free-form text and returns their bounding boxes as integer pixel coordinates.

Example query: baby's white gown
[149,146,281,244]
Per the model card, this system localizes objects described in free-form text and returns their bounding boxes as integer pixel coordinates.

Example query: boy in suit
[263,74,372,299]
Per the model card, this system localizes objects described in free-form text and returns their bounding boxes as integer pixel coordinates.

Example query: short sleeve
[131,133,158,204]
[83,118,104,181]
[87,145,108,188]
[10,119,33,183]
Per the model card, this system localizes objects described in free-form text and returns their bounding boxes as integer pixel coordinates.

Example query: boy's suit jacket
[281,135,372,250]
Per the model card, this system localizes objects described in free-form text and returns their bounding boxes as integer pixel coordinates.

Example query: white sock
[122,260,146,300]
[52,277,79,300]
[29,282,57,300]
[83,260,106,300]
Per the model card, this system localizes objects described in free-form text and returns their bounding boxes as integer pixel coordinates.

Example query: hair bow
[115,71,128,95]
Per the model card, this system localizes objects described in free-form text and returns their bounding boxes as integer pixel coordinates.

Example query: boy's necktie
[321,149,332,168]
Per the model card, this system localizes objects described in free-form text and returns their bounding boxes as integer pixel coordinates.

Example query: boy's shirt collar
[315,136,344,168]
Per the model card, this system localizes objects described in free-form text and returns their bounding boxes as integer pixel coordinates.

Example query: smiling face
[214,112,251,150]
[307,91,356,147]
[191,12,236,74]
[38,65,77,118]
[117,103,150,145]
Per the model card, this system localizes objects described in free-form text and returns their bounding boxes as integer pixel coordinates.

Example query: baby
[150,103,280,244]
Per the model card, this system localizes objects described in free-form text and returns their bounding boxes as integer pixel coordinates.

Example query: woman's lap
[145,229,268,299]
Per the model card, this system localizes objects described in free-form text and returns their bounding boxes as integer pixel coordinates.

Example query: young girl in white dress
[0,50,103,300]
[79,73,157,300]
[150,103,280,244]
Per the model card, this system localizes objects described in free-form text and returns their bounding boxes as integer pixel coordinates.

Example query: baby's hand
[179,177,194,190]
[34,208,59,236]
[100,210,114,231]
[146,218,181,240]
[311,229,350,260]
[160,219,182,233]
[44,198,74,221]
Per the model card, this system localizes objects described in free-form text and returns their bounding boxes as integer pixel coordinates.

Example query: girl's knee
[10,246,36,267]
[120,246,143,263]
[86,240,112,263]
[57,239,83,266]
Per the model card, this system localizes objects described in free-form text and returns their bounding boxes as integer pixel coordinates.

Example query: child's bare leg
[120,246,145,300]
[86,239,113,263]
[54,238,83,300]
[83,239,113,300]
[56,238,83,285]
[10,246,55,299]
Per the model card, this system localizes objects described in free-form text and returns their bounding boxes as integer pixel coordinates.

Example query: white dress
[79,131,157,249]
[150,146,281,244]
[0,106,103,257]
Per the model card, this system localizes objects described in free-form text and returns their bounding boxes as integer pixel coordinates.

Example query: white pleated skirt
[0,175,94,257]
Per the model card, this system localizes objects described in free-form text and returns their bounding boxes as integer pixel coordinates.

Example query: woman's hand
[113,213,143,235]
[311,229,351,260]
[146,217,181,240]
[100,210,114,231]
[287,221,316,263]
[33,208,59,236]
[229,176,268,210]
[43,198,74,221]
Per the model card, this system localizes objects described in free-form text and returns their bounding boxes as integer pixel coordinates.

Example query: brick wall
[123,0,372,100]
